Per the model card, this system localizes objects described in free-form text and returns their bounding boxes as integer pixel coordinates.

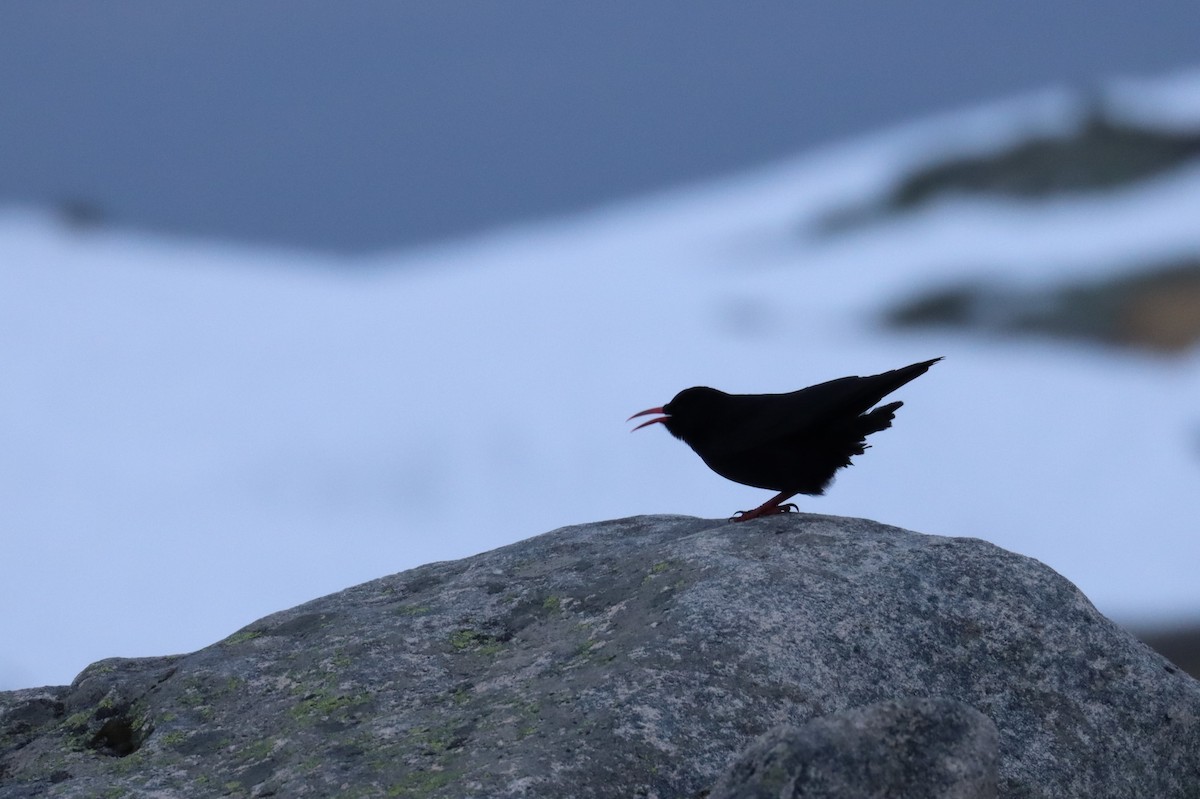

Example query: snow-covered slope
[4,72,1200,690]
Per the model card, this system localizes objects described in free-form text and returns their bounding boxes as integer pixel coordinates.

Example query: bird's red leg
[731,491,799,522]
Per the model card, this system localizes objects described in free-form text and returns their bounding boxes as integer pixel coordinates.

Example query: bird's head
[628,387,727,442]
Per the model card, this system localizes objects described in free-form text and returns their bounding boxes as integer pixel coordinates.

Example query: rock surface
[1,514,1198,798]
[710,697,999,799]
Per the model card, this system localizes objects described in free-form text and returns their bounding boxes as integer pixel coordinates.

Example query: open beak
[628,406,669,432]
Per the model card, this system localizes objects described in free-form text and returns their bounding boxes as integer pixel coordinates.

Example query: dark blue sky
[3,2,1200,253]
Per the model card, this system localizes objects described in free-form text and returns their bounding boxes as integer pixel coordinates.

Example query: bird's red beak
[628,406,668,431]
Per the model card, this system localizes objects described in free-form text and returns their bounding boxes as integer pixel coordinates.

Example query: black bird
[629,358,941,521]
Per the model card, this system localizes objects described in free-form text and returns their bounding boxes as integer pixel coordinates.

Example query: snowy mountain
[3,71,1200,690]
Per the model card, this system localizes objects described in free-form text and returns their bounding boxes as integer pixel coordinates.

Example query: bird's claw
[731,503,798,522]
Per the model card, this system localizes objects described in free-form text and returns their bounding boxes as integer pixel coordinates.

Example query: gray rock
[1,514,1198,798]
[884,110,1200,206]
[819,105,1200,234]
[710,696,999,799]
[884,259,1200,355]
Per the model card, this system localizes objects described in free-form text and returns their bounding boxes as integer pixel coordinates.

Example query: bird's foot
[731,503,798,523]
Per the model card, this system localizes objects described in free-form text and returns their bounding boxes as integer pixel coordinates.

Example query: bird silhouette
[630,358,941,521]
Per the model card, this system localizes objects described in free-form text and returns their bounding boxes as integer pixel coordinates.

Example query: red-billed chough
[629,357,941,521]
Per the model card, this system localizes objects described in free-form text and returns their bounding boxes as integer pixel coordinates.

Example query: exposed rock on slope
[820,104,1200,234]
[2,515,1198,798]
[883,110,1200,207]
[885,259,1200,354]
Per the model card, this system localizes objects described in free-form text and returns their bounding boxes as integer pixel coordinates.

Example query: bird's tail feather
[859,400,902,436]
[878,357,942,394]
[837,401,903,460]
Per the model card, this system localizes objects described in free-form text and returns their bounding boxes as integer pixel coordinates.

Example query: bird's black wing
[710,358,940,454]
